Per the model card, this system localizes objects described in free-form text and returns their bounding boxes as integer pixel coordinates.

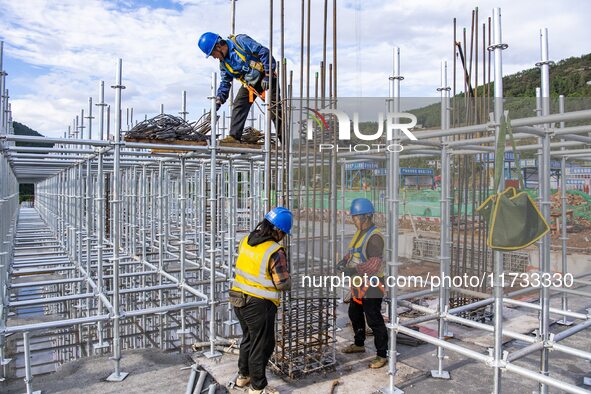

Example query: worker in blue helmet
[229,207,292,394]
[336,198,388,369]
[198,32,282,145]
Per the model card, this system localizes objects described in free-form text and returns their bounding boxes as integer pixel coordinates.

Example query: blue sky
[0,0,590,137]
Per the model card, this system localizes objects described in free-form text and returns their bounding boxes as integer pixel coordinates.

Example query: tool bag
[476,112,549,251]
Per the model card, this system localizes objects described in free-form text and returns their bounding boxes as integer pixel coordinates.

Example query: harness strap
[226,35,266,73]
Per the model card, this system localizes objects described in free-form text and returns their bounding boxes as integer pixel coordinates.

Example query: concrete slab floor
[2,348,197,394]
[196,287,591,394]
[2,287,589,394]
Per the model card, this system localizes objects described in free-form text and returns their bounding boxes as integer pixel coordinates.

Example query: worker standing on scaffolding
[337,198,388,369]
[229,207,292,394]
[198,32,282,144]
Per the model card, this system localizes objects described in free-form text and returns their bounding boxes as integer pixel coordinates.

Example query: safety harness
[221,35,267,103]
[347,226,385,305]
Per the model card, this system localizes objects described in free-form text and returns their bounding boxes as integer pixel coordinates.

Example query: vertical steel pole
[141,165,147,262]
[556,94,573,326]
[87,97,94,140]
[77,163,83,270]
[538,27,552,394]
[158,160,165,348]
[535,87,543,277]
[23,332,36,394]
[340,160,345,256]
[2,89,7,135]
[177,155,189,350]
[180,91,188,121]
[107,59,128,381]
[84,151,93,357]
[228,0,236,132]
[0,41,4,135]
[491,8,506,394]
[264,0,273,212]
[95,81,109,350]
[204,72,221,359]
[381,46,403,394]
[432,59,451,380]
[0,41,8,381]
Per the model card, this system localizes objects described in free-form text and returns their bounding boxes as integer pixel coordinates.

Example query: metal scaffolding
[0,4,590,394]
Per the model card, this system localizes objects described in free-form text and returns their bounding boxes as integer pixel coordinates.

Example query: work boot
[219,135,240,144]
[341,343,365,353]
[248,386,280,394]
[236,374,250,388]
[369,356,388,369]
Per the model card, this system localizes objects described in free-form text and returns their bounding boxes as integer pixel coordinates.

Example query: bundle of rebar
[449,7,495,319]
[125,113,210,141]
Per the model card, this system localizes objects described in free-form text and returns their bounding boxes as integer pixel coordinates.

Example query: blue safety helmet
[264,207,293,235]
[350,198,375,216]
[198,32,221,58]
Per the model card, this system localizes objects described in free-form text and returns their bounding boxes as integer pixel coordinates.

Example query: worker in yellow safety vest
[229,207,292,394]
[336,198,388,369]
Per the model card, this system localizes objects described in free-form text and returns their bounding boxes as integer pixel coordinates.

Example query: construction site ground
[399,218,591,252]
[4,269,589,394]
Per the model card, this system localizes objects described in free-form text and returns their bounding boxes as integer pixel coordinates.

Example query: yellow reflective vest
[347,226,385,304]
[347,226,384,269]
[231,237,282,306]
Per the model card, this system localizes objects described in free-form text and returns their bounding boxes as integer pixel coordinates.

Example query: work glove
[215,97,222,111]
[261,76,270,91]
[335,258,348,273]
[343,267,357,277]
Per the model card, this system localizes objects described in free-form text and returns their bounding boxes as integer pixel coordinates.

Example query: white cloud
[0,0,589,137]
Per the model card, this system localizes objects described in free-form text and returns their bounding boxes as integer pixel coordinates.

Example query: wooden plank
[124,136,275,152]
[124,137,208,146]
[218,141,264,149]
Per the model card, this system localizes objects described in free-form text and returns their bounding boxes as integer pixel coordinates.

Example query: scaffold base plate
[379,386,404,394]
[556,319,574,326]
[106,371,129,382]
[204,350,222,359]
[431,369,450,379]
[583,377,591,386]
[93,342,110,350]
[20,391,41,394]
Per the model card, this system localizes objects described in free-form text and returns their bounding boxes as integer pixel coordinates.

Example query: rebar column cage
[0,4,591,394]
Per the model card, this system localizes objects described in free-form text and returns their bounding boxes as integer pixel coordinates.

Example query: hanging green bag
[476,112,550,251]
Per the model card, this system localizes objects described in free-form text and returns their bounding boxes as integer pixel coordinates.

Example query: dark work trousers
[348,287,388,358]
[234,296,278,390]
[229,78,282,142]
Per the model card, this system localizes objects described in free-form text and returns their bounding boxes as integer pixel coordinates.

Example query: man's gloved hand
[343,267,357,277]
[215,97,222,111]
[335,258,347,273]
[261,76,270,91]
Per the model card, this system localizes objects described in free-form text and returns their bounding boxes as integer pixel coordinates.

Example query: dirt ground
[400,217,590,252]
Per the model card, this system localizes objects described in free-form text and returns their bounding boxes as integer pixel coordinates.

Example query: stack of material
[125,114,210,142]
[550,189,591,228]
[241,126,265,145]
[551,191,588,208]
